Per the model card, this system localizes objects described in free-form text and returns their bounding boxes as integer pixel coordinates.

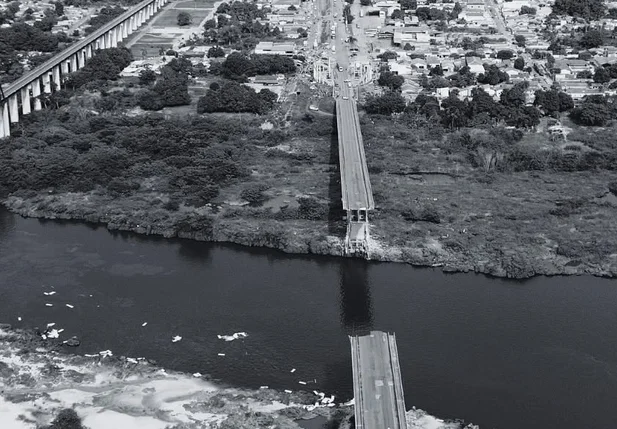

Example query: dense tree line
[551,0,606,20]
[203,1,273,51]
[364,83,577,130]
[0,112,256,207]
[65,47,133,89]
[197,81,277,114]
[138,58,192,110]
[85,6,126,34]
[217,53,296,80]
[570,95,617,126]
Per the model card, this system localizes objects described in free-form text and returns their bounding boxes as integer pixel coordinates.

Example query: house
[466,0,484,11]
[409,57,427,70]
[271,0,301,11]
[254,41,295,56]
[392,26,430,46]
[465,56,485,74]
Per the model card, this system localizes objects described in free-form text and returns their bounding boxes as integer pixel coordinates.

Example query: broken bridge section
[335,96,374,257]
[350,331,407,429]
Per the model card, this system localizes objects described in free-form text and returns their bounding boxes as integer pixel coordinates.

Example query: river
[1,208,616,429]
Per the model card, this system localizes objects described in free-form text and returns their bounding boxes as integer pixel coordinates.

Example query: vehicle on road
[339,66,344,72]
[342,96,349,100]
[309,105,319,111]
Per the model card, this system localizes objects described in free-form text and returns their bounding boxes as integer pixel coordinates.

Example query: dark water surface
[1,209,617,429]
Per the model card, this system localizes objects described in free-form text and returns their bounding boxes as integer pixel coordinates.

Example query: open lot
[176,0,219,8]
[152,8,212,27]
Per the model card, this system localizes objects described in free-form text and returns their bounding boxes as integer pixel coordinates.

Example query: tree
[360,0,371,5]
[580,30,603,49]
[177,12,192,26]
[204,18,216,29]
[377,51,398,61]
[449,2,462,19]
[138,67,156,85]
[571,101,611,126]
[44,409,86,429]
[514,57,525,70]
[391,9,404,19]
[519,6,536,15]
[54,2,64,16]
[400,0,417,9]
[403,43,413,50]
[429,64,443,76]
[593,67,611,84]
[500,81,528,107]
[496,50,514,60]
[514,35,526,48]
[207,46,225,58]
[477,64,509,85]
[363,91,406,115]
[378,69,404,90]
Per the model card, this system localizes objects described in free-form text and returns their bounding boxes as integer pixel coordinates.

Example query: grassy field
[152,8,211,27]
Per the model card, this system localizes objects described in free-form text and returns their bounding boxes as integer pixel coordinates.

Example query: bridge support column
[77,50,85,69]
[0,104,10,139]
[61,60,69,76]
[42,72,52,93]
[122,21,129,39]
[8,95,19,123]
[130,15,138,31]
[85,45,93,59]
[110,27,118,47]
[70,54,78,72]
[20,87,31,115]
[31,80,42,111]
[52,66,61,89]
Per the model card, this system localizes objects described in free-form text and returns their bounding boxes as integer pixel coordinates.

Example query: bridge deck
[336,97,374,211]
[350,331,407,429]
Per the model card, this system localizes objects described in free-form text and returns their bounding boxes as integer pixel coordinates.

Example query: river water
[1,208,616,429]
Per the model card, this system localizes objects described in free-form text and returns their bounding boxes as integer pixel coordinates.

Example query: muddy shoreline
[4,192,616,279]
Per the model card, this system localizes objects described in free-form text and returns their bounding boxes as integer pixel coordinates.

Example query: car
[342,96,349,100]
[339,66,343,72]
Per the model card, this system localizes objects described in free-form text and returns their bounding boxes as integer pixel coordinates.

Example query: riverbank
[4,170,617,279]
[0,325,477,428]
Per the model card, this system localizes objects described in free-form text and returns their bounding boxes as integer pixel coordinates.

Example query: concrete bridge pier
[8,95,19,123]
[0,104,9,138]
[20,87,31,115]
[31,79,42,111]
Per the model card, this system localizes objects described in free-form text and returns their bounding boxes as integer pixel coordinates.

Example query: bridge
[333,18,374,256]
[0,0,170,139]
[350,331,408,429]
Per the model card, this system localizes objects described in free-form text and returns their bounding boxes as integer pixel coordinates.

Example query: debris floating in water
[99,350,113,358]
[298,381,307,385]
[217,332,248,341]
[172,336,182,343]
[260,386,269,389]
[43,291,56,296]
[217,353,225,356]
[65,304,74,309]
[193,372,202,378]
[290,368,296,373]
[46,329,60,339]
[17,317,21,321]
[126,358,138,364]
[142,322,148,327]
[46,323,56,328]
[284,390,292,394]
[45,303,53,307]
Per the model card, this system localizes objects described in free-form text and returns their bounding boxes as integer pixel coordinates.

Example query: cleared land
[152,8,211,27]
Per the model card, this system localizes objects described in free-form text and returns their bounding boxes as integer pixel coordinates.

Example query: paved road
[350,332,407,429]
[333,9,374,211]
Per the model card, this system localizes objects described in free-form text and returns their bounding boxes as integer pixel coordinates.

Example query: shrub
[240,184,270,205]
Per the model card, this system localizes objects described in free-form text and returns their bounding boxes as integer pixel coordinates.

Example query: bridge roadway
[334,19,374,212]
[350,331,408,429]
[1,0,163,99]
